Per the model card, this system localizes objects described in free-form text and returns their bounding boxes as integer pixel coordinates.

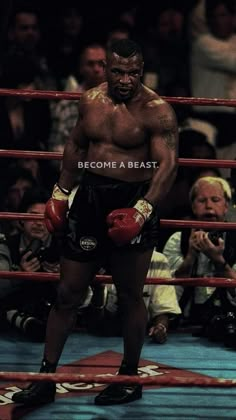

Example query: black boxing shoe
[12,358,57,406]
[12,381,56,405]
[94,383,142,405]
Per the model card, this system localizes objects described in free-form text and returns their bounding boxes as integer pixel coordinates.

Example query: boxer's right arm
[58,97,89,192]
[45,97,89,233]
[44,184,70,232]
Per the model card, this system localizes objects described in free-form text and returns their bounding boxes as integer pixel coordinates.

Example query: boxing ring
[1,88,236,419]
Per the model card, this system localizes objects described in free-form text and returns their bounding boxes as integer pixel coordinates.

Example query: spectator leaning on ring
[86,251,181,344]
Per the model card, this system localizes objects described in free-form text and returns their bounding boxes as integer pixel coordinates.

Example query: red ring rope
[0,149,236,170]
[160,220,236,229]
[1,212,235,232]
[0,149,63,160]
[0,371,235,387]
[0,271,235,288]
[1,88,236,107]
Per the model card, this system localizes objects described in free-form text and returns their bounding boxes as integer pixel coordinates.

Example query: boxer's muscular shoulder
[141,86,166,111]
[81,83,110,105]
[141,88,177,131]
[146,99,176,121]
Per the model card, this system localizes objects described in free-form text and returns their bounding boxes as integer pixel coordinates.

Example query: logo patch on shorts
[131,234,142,244]
[80,236,97,251]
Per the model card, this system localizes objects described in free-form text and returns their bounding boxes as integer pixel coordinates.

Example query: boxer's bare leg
[44,257,97,364]
[95,248,153,405]
[111,248,153,372]
[12,257,98,405]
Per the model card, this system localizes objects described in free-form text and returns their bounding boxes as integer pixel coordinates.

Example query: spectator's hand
[149,323,168,344]
[41,261,60,273]
[193,231,224,262]
[188,229,203,254]
[20,250,41,272]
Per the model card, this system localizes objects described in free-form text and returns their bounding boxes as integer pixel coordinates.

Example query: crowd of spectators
[1,0,236,348]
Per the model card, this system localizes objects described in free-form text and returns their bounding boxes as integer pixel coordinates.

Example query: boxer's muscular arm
[45,100,89,232]
[106,102,178,246]
[58,99,89,191]
[144,101,178,207]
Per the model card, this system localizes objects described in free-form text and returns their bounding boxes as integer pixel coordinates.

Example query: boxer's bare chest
[82,100,147,149]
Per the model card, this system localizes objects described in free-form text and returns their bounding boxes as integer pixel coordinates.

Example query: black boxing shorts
[62,171,159,262]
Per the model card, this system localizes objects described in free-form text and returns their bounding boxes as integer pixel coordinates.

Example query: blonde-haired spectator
[163,176,236,329]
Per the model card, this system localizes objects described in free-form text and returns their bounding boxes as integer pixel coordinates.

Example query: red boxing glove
[107,198,153,246]
[44,184,70,233]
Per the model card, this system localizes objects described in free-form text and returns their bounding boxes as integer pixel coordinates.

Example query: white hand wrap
[133,198,153,221]
[52,184,71,201]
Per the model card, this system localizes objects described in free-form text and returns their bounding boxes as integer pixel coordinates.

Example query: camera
[206,312,236,347]
[21,238,46,262]
[208,230,224,246]
[21,238,60,263]
[6,309,46,342]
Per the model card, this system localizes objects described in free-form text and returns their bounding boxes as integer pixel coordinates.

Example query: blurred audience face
[191,143,215,159]
[62,6,83,38]
[79,45,106,89]
[9,12,40,52]
[119,6,137,28]
[156,8,184,42]
[191,180,229,221]
[7,178,33,211]
[107,28,130,48]
[23,203,48,242]
[19,159,40,180]
[208,3,235,39]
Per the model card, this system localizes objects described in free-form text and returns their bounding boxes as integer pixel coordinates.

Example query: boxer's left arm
[107,101,178,246]
[143,100,179,207]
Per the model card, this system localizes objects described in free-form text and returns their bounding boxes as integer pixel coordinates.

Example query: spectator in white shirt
[190,0,236,148]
